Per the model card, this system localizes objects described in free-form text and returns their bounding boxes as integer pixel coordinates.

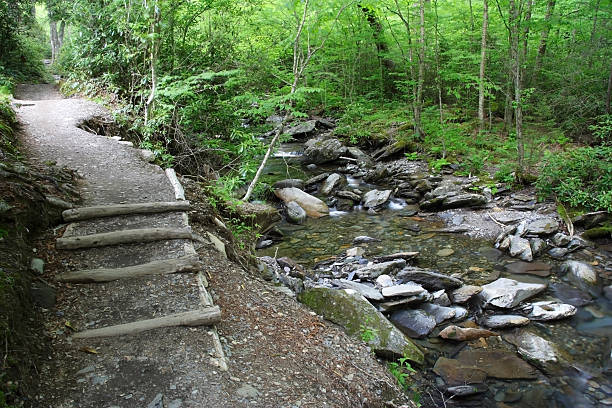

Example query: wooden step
[72,307,221,339]
[62,201,190,222]
[56,254,200,283]
[56,227,193,250]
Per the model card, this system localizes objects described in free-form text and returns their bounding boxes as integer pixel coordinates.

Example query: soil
[11,83,413,408]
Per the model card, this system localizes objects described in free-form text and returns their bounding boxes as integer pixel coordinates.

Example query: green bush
[536,146,612,211]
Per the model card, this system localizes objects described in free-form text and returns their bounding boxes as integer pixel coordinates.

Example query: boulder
[381,282,427,298]
[432,290,451,306]
[481,315,530,329]
[284,120,317,138]
[552,233,571,247]
[286,201,307,224]
[527,301,576,321]
[433,358,487,386]
[234,202,281,233]
[420,303,456,324]
[524,217,558,236]
[559,260,601,296]
[362,189,392,209]
[439,325,498,341]
[355,260,406,279]
[442,193,488,209]
[304,172,330,187]
[298,288,424,363]
[346,147,374,168]
[450,306,469,321]
[509,235,533,261]
[450,285,483,304]
[529,238,547,256]
[390,309,437,338]
[336,190,361,202]
[397,267,463,291]
[274,187,329,218]
[337,279,383,301]
[504,330,561,374]
[273,178,305,190]
[303,137,347,164]
[320,173,346,196]
[478,278,546,309]
[456,349,538,380]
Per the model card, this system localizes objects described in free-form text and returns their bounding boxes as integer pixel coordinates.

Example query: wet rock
[604,285,612,302]
[450,285,483,304]
[397,267,463,291]
[273,178,305,190]
[456,349,538,380]
[548,247,568,258]
[492,212,528,224]
[382,282,426,298]
[529,238,547,257]
[450,306,469,321]
[481,315,530,329]
[298,288,424,363]
[436,248,455,257]
[376,274,394,288]
[236,384,261,399]
[255,239,274,249]
[346,247,365,257]
[504,261,551,277]
[336,190,361,202]
[275,187,329,218]
[504,330,560,373]
[549,282,592,306]
[303,137,347,164]
[337,279,383,301]
[560,260,601,295]
[390,309,437,338]
[439,325,497,341]
[355,260,406,279]
[304,172,330,187]
[446,384,488,397]
[552,233,572,246]
[442,193,488,209]
[432,357,487,386]
[479,278,546,309]
[527,301,576,321]
[524,217,558,235]
[374,252,419,263]
[346,147,374,168]
[30,282,56,308]
[286,201,307,224]
[420,303,456,324]
[285,120,317,138]
[362,189,392,209]
[320,173,346,196]
[335,198,354,211]
[378,293,431,313]
[432,290,451,306]
[353,235,381,244]
[566,237,586,252]
[509,235,533,261]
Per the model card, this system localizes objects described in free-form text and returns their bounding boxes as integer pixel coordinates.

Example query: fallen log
[56,254,200,283]
[72,307,221,339]
[62,201,190,222]
[56,227,193,250]
[165,168,185,200]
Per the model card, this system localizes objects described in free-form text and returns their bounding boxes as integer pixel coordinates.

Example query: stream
[256,142,612,408]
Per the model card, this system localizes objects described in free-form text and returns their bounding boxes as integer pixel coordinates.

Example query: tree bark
[144,1,161,126]
[521,0,533,86]
[509,0,524,171]
[606,58,612,114]
[478,0,489,131]
[360,5,396,95]
[49,20,59,63]
[532,0,556,83]
[416,0,426,140]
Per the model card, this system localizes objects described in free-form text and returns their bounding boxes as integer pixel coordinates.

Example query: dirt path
[14,84,410,408]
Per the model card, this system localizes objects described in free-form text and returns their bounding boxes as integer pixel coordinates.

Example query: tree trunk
[416,0,426,140]
[521,0,533,86]
[532,0,556,83]
[434,0,445,156]
[144,1,161,126]
[509,0,524,171]
[590,0,601,45]
[606,58,612,114]
[360,5,396,96]
[478,0,488,131]
[58,20,65,46]
[49,20,59,63]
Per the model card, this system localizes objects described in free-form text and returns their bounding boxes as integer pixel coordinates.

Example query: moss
[582,224,612,240]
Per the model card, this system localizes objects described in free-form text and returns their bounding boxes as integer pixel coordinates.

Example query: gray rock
[275,188,329,218]
[138,149,156,163]
[30,282,56,308]
[353,235,381,244]
[304,172,330,187]
[397,267,463,291]
[286,201,307,224]
[30,258,44,275]
[168,400,183,408]
[548,247,568,258]
[303,137,347,164]
[604,285,612,302]
[481,315,530,329]
[336,190,361,202]
[529,238,547,257]
[447,384,488,397]
[298,288,424,363]
[504,261,551,277]
[278,274,304,294]
[376,274,394,288]
[450,306,469,321]
[147,394,164,408]
[273,178,304,190]
[320,173,346,196]
[479,278,546,309]
[346,146,374,168]
[390,309,437,338]
[450,285,483,304]
[355,260,407,279]
[560,260,601,295]
[420,303,456,324]
[255,239,274,250]
[552,233,571,247]
[382,282,427,298]
[504,330,560,373]
[285,120,317,137]
[236,384,260,399]
[432,289,451,306]
[525,217,558,235]
[509,235,533,261]
[442,193,488,209]
[566,237,586,252]
[76,365,95,376]
[362,189,392,209]
[527,301,576,321]
[346,247,365,257]
[337,279,383,301]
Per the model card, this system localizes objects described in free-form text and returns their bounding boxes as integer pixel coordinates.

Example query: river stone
[451,306,469,321]
[529,238,547,257]
[446,384,488,397]
[524,217,558,236]
[375,252,420,263]
[549,282,592,306]
[397,267,463,291]
[363,189,392,209]
[273,178,304,190]
[456,349,538,380]
[286,201,307,224]
[320,173,346,196]
[436,248,455,257]
[346,146,374,168]
[552,232,572,247]
[442,193,488,209]
[420,303,456,324]
[285,120,317,137]
[604,285,612,302]
[346,247,365,257]
[337,279,383,301]
[382,282,426,298]
[353,235,381,244]
[355,260,407,279]
[560,260,601,295]
[390,309,436,338]
[548,247,568,258]
[504,330,560,373]
[527,301,576,321]
[439,325,498,341]
[378,292,431,313]
[235,202,281,233]
[30,257,44,275]
[336,190,361,202]
[432,290,451,306]
[509,235,533,261]
[298,288,424,363]
[275,187,329,218]
[479,278,546,309]
[304,172,330,187]
[481,315,530,329]
[432,357,487,386]
[376,274,394,288]
[303,137,347,164]
[450,285,483,304]
[504,261,551,277]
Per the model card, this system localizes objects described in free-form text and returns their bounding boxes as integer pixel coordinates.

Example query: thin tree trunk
[434,0,445,156]
[509,0,524,171]
[606,58,612,114]
[532,0,556,83]
[590,0,601,45]
[469,0,475,32]
[478,0,489,131]
[58,20,65,46]
[360,5,396,95]
[521,0,533,86]
[416,0,426,140]
[49,20,59,63]
[144,1,161,126]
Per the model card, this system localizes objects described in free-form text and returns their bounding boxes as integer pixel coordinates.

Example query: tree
[478,0,488,131]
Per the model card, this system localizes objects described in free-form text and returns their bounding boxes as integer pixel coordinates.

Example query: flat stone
[442,193,487,209]
[549,282,592,306]
[355,259,406,279]
[439,325,497,341]
[397,267,463,291]
[390,309,436,338]
[346,247,365,257]
[456,349,538,380]
[374,252,419,262]
[525,217,558,235]
[420,303,456,324]
[353,235,381,244]
[481,315,530,329]
[527,301,576,321]
[433,357,487,386]
[446,384,488,397]
[337,279,383,301]
[479,278,546,309]
[504,261,551,277]
[320,173,346,196]
[504,330,560,373]
[285,120,316,137]
[382,282,427,298]
[336,190,361,202]
[305,172,330,186]
[378,293,431,313]
[450,285,483,304]
[493,212,528,224]
[432,290,451,306]
[436,248,455,257]
[450,306,469,321]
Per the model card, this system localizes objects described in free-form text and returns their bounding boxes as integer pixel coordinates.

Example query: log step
[72,307,221,339]
[56,227,193,250]
[56,254,201,283]
[62,201,190,222]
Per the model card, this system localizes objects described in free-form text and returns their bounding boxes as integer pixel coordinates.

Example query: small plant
[359,325,377,342]
[388,355,421,406]
[404,152,420,161]
[430,157,452,173]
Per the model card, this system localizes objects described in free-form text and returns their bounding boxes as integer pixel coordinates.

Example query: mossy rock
[298,287,424,364]
[582,224,612,240]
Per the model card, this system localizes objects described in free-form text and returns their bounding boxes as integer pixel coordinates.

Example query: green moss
[582,224,612,240]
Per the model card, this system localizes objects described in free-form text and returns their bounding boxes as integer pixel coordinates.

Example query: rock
[168,400,183,408]
[298,288,424,363]
[285,120,317,138]
[376,274,394,288]
[275,187,329,218]
[560,260,601,295]
[375,252,419,263]
[346,247,365,257]
[492,212,528,224]
[450,306,469,321]
[433,357,487,386]
[509,235,533,261]
[390,309,437,338]
[346,147,374,168]
[353,235,381,244]
[303,137,347,164]
[478,278,546,309]
[450,285,483,304]
[382,282,427,298]
[320,173,346,196]
[234,202,281,233]
[286,201,307,224]
[432,290,451,306]
[337,279,383,301]
[236,384,261,399]
[377,293,431,313]
[304,172,330,187]
[372,140,409,161]
[439,325,497,341]
[278,274,304,294]
[147,394,164,408]
[138,149,156,163]
[504,330,560,373]
[206,232,227,259]
[355,260,407,279]
[549,282,592,306]
[504,261,551,277]
[30,258,44,275]
[30,282,56,308]
[456,349,538,380]
[552,233,572,246]
[420,303,456,324]
[273,178,305,190]
[336,190,361,202]
[446,384,488,397]
[481,315,530,329]
[527,301,576,321]
[547,247,568,258]
[255,239,274,249]
[524,217,558,235]
[362,189,392,209]
[397,267,463,291]
[604,285,612,302]
[442,193,488,209]
[529,238,547,256]
[566,237,586,252]
[436,248,454,257]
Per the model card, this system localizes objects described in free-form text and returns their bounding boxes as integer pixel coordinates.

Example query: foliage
[536,146,612,212]
[388,355,421,406]
[359,324,377,342]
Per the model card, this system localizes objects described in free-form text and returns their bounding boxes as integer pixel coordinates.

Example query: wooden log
[62,201,190,222]
[72,307,221,339]
[165,168,185,200]
[56,254,201,283]
[56,227,193,250]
